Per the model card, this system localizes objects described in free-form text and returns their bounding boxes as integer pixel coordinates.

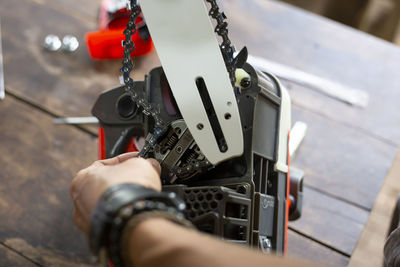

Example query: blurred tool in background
[85,0,154,59]
[245,54,369,108]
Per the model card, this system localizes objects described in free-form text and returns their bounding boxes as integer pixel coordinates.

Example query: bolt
[240,77,251,88]
[120,207,132,218]
[44,35,62,51]
[263,238,272,249]
[220,144,228,153]
[62,35,79,52]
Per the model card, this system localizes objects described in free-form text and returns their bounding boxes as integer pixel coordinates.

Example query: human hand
[70,152,161,234]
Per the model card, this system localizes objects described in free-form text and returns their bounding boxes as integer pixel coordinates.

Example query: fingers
[70,153,163,236]
[73,207,89,235]
[73,209,85,232]
[117,152,139,162]
[121,156,161,177]
[146,158,161,176]
[70,168,88,200]
[97,152,139,166]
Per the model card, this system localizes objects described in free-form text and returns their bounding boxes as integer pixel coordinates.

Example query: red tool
[86,0,153,59]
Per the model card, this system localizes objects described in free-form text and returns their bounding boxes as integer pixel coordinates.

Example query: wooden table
[1,0,400,266]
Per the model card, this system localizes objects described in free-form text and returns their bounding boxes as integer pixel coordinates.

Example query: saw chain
[120,0,237,182]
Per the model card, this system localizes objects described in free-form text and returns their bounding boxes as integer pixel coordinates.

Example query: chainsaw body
[92,63,298,253]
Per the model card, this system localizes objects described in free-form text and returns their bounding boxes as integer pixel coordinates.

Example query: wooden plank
[349,149,400,267]
[287,230,349,266]
[223,0,400,145]
[291,105,397,209]
[36,0,99,23]
[0,244,38,267]
[285,80,399,147]
[0,96,97,266]
[289,187,369,255]
[0,0,160,117]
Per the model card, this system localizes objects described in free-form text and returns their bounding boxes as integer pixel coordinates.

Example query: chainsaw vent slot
[253,154,269,194]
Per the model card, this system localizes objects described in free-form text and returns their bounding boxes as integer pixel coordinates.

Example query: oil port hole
[224,113,231,120]
[117,94,137,119]
[197,123,204,130]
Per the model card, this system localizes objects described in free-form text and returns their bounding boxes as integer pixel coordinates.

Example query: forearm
[128,218,317,267]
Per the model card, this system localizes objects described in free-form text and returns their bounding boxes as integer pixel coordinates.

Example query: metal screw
[220,144,228,153]
[263,238,272,249]
[119,207,132,218]
[44,35,62,51]
[240,77,251,88]
[176,146,183,154]
[62,35,79,52]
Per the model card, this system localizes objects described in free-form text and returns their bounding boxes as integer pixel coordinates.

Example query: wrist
[122,216,180,266]
[89,183,191,267]
[128,217,188,267]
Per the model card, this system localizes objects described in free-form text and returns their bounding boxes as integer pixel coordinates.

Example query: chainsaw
[92,0,303,255]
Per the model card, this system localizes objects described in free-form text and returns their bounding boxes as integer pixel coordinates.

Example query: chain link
[121,0,236,178]
[205,0,237,87]
[121,1,166,158]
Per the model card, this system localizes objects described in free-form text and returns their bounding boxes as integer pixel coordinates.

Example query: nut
[62,35,79,52]
[44,35,62,51]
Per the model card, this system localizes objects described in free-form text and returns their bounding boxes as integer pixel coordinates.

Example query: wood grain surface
[0,244,38,267]
[349,149,400,267]
[223,0,400,146]
[0,96,97,266]
[291,105,398,209]
[289,187,369,255]
[1,0,160,118]
[287,231,349,266]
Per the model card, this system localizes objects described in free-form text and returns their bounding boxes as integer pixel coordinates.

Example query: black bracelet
[89,183,189,267]
[108,200,192,267]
